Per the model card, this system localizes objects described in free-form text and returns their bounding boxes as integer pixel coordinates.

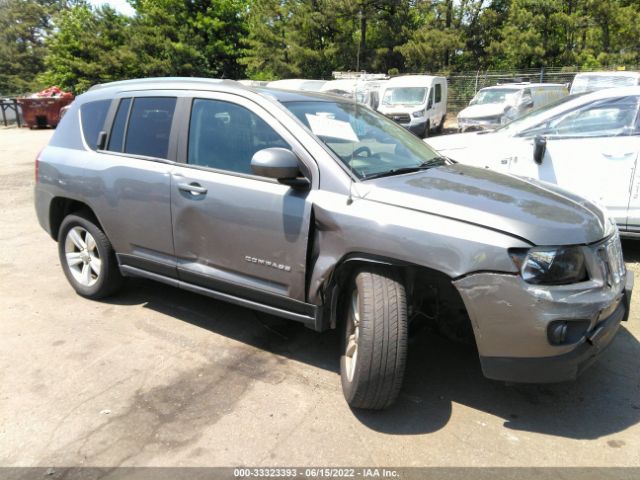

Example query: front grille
[386,114,411,124]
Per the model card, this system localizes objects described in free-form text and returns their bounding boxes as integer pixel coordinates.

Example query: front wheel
[58,213,123,299]
[422,121,430,139]
[340,267,408,410]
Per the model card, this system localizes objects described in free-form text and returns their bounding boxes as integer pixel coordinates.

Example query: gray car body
[35,77,633,383]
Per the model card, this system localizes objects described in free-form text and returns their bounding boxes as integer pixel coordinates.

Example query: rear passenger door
[171,93,316,310]
[96,92,182,276]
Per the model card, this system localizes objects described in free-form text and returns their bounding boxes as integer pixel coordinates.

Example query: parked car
[570,71,640,95]
[457,83,568,132]
[35,78,632,409]
[377,75,447,138]
[266,79,327,92]
[427,87,640,236]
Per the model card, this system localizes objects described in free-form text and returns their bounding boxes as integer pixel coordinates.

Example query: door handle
[178,182,208,195]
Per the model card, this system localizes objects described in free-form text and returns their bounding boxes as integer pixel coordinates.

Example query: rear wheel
[58,213,123,299]
[340,267,408,410]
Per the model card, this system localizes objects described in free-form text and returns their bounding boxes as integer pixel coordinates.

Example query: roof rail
[88,77,238,91]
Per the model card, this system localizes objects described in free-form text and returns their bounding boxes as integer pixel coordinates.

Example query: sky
[88,0,136,17]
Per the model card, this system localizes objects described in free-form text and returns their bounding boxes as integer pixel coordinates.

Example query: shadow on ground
[106,277,640,440]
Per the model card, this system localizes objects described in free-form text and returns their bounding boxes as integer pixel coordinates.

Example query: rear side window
[435,83,442,103]
[124,97,176,159]
[107,98,131,152]
[80,100,110,150]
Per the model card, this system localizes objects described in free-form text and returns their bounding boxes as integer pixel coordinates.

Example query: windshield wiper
[362,157,447,180]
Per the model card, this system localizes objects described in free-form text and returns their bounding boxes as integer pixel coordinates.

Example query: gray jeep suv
[35,77,633,410]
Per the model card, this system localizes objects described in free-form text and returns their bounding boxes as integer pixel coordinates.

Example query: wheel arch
[321,253,475,346]
[49,197,104,241]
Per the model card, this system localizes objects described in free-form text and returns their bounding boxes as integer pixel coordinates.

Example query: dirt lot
[0,127,639,468]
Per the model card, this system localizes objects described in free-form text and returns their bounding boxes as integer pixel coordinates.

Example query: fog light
[548,321,568,345]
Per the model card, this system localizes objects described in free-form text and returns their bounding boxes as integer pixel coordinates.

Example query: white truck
[377,75,448,138]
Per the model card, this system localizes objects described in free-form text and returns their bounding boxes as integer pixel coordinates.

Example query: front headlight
[412,110,424,118]
[510,246,588,285]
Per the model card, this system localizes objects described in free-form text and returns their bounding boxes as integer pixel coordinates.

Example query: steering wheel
[352,146,372,158]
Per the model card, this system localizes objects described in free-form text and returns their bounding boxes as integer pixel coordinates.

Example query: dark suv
[35,78,633,409]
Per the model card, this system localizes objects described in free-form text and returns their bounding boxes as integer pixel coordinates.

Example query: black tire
[57,213,123,299]
[436,115,445,134]
[422,121,430,138]
[340,266,408,410]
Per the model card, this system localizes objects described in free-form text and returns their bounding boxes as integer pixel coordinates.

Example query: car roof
[574,71,640,78]
[80,77,352,104]
[480,83,565,91]
[580,85,640,99]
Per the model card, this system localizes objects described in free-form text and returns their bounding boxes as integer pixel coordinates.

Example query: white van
[377,75,447,137]
[457,83,568,132]
[570,71,640,95]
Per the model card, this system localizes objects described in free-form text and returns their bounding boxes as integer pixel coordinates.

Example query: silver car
[35,78,633,410]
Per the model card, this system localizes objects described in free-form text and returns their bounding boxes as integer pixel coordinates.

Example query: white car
[427,87,640,236]
[457,83,567,132]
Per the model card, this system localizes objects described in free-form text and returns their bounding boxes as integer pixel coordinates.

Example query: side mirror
[427,99,433,110]
[533,135,547,165]
[251,147,310,188]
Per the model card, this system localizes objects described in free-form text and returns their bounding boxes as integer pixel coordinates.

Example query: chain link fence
[429,65,640,113]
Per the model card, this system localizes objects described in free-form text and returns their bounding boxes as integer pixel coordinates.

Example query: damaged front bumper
[454,265,633,383]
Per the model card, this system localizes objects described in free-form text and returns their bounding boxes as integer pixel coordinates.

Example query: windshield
[283,101,443,179]
[471,88,517,105]
[381,87,427,106]
[571,75,638,94]
[496,94,585,133]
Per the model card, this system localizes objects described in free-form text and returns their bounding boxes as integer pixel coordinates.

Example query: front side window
[187,99,289,174]
[381,87,427,106]
[435,84,442,103]
[124,97,176,159]
[524,96,640,138]
[283,101,443,179]
[80,99,110,150]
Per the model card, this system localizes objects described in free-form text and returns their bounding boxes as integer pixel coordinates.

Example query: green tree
[239,0,294,79]
[0,0,63,95]
[131,0,248,79]
[40,4,137,93]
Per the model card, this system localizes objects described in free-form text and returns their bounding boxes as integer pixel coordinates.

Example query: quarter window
[80,99,110,150]
[187,99,289,175]
[124,97,176,159]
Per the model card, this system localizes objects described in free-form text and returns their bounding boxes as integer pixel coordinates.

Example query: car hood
[378,104,422,113]
[361,164,607,246]
[458,103,506,119]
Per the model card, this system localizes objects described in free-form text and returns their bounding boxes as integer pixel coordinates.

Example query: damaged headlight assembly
[510,246,588,285]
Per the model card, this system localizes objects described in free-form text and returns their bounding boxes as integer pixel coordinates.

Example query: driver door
[171,93,317,310]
